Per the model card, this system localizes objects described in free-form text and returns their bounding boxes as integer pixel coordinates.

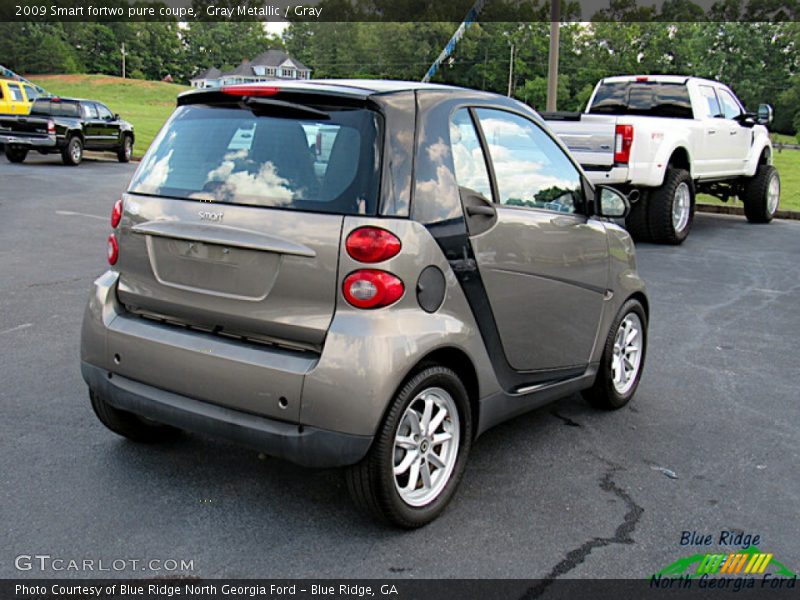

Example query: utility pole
[121,42,126,79]
[507,43,515,97]
[546,0,560,111]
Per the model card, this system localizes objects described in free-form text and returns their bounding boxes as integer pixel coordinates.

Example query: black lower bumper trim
[81,362,373,468]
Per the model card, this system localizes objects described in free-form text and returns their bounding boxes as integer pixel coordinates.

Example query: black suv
[0,97,134,165]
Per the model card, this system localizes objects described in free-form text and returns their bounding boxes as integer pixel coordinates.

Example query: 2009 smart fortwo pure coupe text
[80,80,649,528]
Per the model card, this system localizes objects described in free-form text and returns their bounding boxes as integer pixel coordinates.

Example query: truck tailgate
[0,115,50,139]
[545,114,616,167]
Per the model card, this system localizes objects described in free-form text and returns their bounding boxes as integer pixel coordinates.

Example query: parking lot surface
[1,154,799,579]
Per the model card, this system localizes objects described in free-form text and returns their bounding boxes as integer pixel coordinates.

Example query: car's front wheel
[583,299,647,410]
[346,366,472,528]
[90,391,180,443]
[117,135,133,163]
[5,146,28,163]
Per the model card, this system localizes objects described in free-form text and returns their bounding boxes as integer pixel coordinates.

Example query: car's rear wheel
[5,146,28,163]
[346,366,472,528]
[583,299,647,410]
[742,165,779,223]
[90,391,180,443]
[61,135,83,166]
[648,168,694,244]
[117,135,133,163]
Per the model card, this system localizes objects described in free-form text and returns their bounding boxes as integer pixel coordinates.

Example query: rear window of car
[30,99,80,117]
[129,104,382,215]
[588,81,694,119]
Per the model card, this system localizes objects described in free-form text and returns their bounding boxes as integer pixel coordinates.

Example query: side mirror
[757,104,773,126]
[113,113,120,121]
[596,186,630,219]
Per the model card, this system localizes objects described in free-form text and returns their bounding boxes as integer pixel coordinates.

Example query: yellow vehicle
[0,79,40,115]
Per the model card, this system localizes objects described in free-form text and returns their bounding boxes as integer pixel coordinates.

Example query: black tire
[346,366,472,528]
[117,134,133,163]
[61,135,83,166]
[5,146,28,163]
[582,299,648,410]
[742,165,779,224]
[624,189,652,242]
[648,168,694,245]
[90,390,180,443]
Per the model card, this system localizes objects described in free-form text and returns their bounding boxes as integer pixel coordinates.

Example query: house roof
[191,67,221,81]
[222,61,255,78]
[250,49,310,72]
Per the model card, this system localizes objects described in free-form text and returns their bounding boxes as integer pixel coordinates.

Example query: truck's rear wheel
[624,190,651,242]
[742,165,779,223]
[61,135,83,166]
[648,168,694,244]
[5,146,28,163]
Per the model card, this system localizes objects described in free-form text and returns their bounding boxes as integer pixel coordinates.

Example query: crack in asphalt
[520,463,643,599]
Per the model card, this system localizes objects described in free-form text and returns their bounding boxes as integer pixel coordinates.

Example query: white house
[190,50,311,89]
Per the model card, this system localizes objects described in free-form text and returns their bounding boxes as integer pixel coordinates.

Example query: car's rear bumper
[582,165,630,186]
[80,361,372,468]
[0,133,56,148]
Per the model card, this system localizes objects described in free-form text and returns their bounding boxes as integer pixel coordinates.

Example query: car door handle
[729,130,738,135]
[706,129,716,134]
[466,205,496,217]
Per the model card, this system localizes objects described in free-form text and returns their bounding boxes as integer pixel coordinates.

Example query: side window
[23,85,37,101]
[699,85,722,118]
[449,109,493,201]
[96,104,114,120]
[82,103,98,119]
[718,89,742,120]
[8,84,24,102]
[475,108,583,214]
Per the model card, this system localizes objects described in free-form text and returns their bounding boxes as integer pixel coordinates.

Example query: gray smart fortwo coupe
[81,80,648,527]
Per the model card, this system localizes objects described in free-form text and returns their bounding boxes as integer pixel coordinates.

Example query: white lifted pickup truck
[543,75,779,244]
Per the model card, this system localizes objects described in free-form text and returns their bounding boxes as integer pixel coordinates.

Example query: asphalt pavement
[1,153,799,580]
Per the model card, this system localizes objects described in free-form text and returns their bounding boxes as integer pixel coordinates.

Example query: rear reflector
[614,124,634,164]
[107,233,119,265]
[221,85,280,97]
[346,227,401,263]
[343,270,404,309]
[111,198,123,228]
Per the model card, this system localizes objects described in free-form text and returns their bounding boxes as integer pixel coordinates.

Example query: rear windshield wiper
[242,97,330,120]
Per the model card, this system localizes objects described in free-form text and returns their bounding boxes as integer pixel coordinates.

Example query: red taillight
[343,270,404,309]
[221,85,280,97]
[47,119,55,135]
[346,227,401,263]
[111,198,123,228]
[636,76,649,82]
[614,124,634,164]
[107,234,119,265]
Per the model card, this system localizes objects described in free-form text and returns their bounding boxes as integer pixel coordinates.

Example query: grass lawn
[770,132,798,146]
[698,149,800,212]
[29,74,189,158]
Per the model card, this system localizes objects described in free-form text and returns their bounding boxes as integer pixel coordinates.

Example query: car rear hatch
[114,87,382,355]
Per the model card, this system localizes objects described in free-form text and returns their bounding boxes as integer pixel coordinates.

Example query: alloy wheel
[393,387,460,507]
[611,313,644,395]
